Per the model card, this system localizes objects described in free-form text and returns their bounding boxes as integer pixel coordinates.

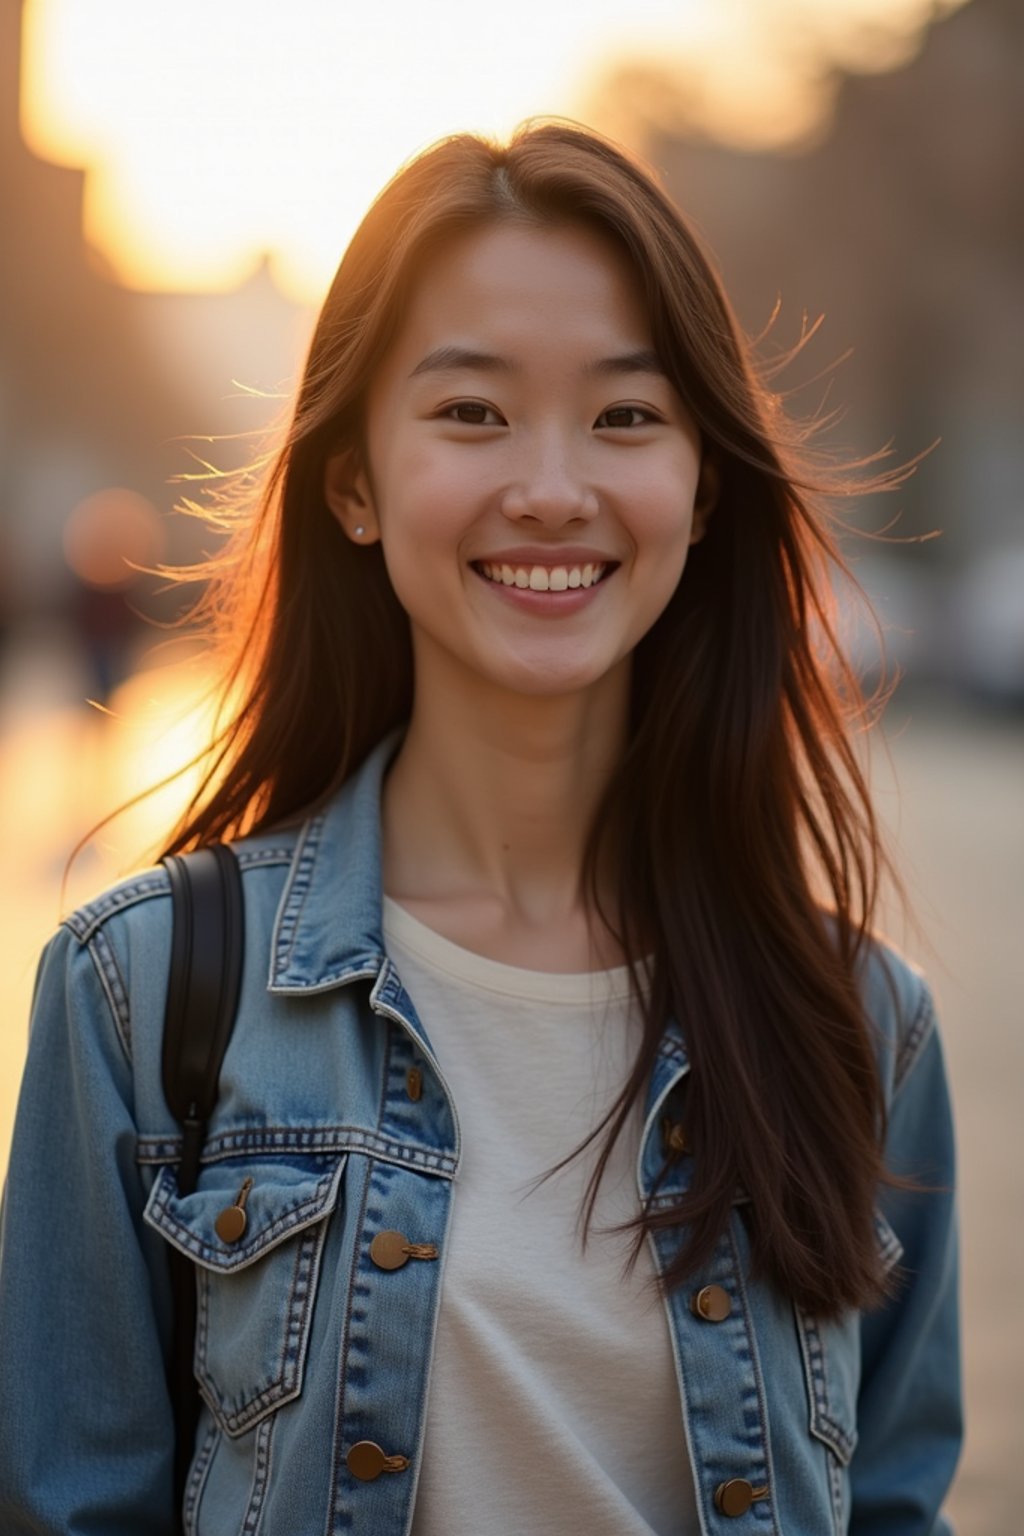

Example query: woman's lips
[471,559,617,613]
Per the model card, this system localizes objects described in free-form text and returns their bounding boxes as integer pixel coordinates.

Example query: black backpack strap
[160,844,244,1521]
[162,845,245,1192]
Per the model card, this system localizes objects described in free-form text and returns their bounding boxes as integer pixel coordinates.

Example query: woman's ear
[323,451,380,545]
[689,455,721,545]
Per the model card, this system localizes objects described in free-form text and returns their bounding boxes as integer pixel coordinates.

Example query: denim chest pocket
[796,1206,904,1466]
[144,1153,346,1435]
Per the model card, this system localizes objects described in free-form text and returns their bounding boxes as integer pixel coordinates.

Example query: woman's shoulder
[47,829,305,1043]
[59,826,301,946]
[27,828,306,1118]
[851,927,940,1103]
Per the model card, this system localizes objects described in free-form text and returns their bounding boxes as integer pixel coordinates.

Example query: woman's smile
[473,559,614,592]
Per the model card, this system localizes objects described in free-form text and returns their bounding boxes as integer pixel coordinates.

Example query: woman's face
[326,218,714,708]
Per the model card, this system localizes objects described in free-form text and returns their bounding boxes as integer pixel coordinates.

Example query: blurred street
[0,645,1021,1532]
[867,696,1024,1536]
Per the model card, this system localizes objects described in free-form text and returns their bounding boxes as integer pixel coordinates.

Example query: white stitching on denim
[725,1220,781,1535]
[827,1446,845,1534]
[873,1208,905,1274]
[795,1307,858,1465]
[197,1222,328,1436]
[272,814,326,977]
[64,874,169,941]
[64,847,292,943]
[136,1128,459,1178]
[86,928,131,1057]
[327,1154,375,1535]
[151,1165,342,1270]
[894,977,936,1096]
[183,1418,218,1535]
[240,1412,275,1533]
[268,963,384,995]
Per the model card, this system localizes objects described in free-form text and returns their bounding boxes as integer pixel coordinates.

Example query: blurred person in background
[0,122,960,1534]
[61,487,166,705]
[0,529,11,683]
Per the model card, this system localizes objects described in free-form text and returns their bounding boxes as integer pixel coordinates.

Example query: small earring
[354,524,366,538]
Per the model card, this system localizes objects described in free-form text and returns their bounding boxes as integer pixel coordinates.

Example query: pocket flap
[144,1154,346,1273]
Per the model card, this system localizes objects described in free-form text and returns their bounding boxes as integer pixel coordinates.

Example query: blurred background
[1,0,1021,1526]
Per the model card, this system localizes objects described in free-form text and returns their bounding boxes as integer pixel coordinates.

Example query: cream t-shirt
[383,899,697,1536]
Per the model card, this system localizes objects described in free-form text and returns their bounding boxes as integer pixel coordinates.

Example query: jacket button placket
[656,1220,776,1535]
[331,1005,457,1534]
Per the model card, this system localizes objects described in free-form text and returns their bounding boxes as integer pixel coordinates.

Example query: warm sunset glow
[21,0,967,305]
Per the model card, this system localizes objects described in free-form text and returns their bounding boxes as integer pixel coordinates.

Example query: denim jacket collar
[268,733,401,996]
[264,730,690,1080]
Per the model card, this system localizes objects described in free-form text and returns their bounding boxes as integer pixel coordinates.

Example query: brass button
[690,1284,731,1322]
[714,1479,769,1517]
[370,1230,412,1270]
[406,1067,423,1102]
[662,1118,689,1154]
[346,1440,410,1481]
[347,1441,386,1481]
[369,1230,438,1269]
[214,1177,253,1244]
[215,1205,247,1243]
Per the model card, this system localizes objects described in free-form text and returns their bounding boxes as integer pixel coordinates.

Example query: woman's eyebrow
[408,345,668,380]
[584,349,668,380]
[409,346,512,379]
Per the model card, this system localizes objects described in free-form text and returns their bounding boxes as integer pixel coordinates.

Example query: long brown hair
[163,121,917,1317]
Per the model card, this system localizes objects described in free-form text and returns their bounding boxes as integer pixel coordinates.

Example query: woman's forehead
[382,220,658,378]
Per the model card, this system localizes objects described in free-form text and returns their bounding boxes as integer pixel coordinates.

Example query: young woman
[0,122,960,1534]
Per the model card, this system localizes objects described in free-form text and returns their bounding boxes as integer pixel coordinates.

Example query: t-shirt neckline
[382,896,637,1006]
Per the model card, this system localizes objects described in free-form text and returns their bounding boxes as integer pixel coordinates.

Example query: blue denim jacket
[0,735,961,1534]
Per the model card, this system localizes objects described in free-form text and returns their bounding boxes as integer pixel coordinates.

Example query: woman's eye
[597,406,654,429]
[446,401,500,425]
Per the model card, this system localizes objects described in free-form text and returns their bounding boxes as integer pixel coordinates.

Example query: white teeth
[478,561,607,591]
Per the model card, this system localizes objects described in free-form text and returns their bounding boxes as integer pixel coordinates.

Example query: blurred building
[2,0,1020,697]
[0,1,177,623]
[642,0,1023,695]
[0,0,308,651]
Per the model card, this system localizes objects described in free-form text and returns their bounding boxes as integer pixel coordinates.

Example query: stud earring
[354,525,366,538]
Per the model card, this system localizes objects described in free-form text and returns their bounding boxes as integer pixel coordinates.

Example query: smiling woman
[0,122,961,1536]
[322,220,712,709]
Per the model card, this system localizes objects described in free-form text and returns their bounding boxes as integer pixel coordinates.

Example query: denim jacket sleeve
[850,971,962,1535]
[0,924,178,1534]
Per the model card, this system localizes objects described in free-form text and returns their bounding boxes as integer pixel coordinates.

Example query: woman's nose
[500,437,600,526]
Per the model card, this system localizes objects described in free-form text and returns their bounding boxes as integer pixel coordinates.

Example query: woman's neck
[381,670,629,969]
